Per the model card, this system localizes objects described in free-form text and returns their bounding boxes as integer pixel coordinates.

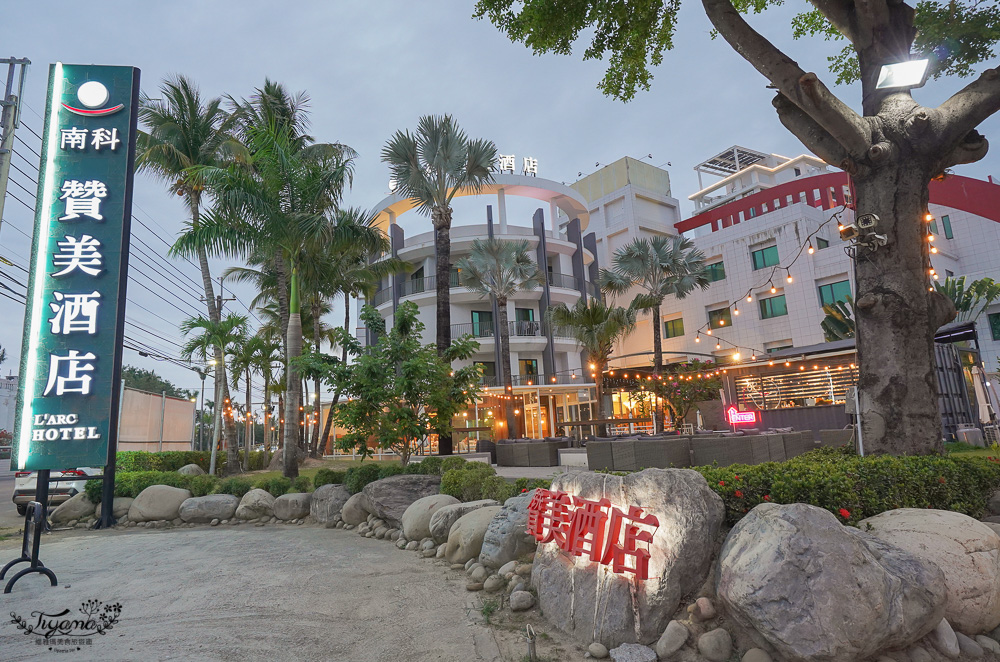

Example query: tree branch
[702,0,871,158]
[937,66,1000,148]
[810,0,857,43]
[772,93,862,175]
[942,130,990,170]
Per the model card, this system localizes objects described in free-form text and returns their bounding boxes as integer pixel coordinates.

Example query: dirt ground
[0,524,585,662]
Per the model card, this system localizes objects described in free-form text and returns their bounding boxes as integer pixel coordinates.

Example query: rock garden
[41,447,1000,662]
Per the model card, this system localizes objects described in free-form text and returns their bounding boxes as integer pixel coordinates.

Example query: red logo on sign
[527,488,659,580]
[726,406,758,425]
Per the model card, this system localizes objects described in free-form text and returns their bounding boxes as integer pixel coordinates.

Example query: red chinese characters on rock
[527,488,659,580]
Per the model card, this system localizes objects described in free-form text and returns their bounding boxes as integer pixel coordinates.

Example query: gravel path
[0,526,505,662]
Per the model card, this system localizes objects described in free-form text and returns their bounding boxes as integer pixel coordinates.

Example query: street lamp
[188,365,212,452]
[876,59,930,90]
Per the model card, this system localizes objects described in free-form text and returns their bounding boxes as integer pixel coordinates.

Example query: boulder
[128,485,193,523]
[401,494,460,542]
[177,463,206,476]
[273,493,312,520]
[718,503,947,662]
[429,499,500,544]
[50,493,96,524]
[179,494,239,523]
[532,469,724,648]
[479,491,538,569]
[267,444,307,471]
[310,484,351,524]
[95,497,134,520]
[361,474,442,530]
[445,506,502,565]
[698,628,732,662]
[608,643,656,662]
[588,642,609,659]
[235,489,276,520]
[655,621,688,659]
[510,591,535,611]
[341,492,371,525]
[860,509,1000,634]
[928,618,960,658]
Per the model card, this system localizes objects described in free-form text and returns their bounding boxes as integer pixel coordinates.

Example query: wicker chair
[766,435,787,462]
[496,442,515,466]
[692,437,754,467]
[511,444,531,467]
[782,432,817,458]
[476,439,497,464]
[586,441,615,471]
[612,440,638,471]
[748,435,771,465]
[527,442,558,467]
[819,429,855,447]
[634,438,693,468]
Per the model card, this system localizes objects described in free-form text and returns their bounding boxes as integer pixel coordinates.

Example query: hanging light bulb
[733,306,740,316]
[928,234,935,242]
[719,319,726,326]
[786,271,793,283]
[751,354,756,361]
[706,329,712,336]
[694,334,701,343]
[746,294,753,303]
[807,242,814,254]
[716,341,721,350]
[733,352,741,360]
[769,281,777,294]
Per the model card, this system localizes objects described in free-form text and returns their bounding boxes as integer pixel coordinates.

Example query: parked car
[11,467,101,515]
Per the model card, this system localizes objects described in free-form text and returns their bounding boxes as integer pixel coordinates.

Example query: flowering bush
[695,446,1000,526]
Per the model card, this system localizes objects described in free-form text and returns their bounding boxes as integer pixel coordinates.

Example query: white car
[11,467,102,515]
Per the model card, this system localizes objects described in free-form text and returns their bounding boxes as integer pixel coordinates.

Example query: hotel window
[663,318,684,339]
[766,345,793,354]
[705,261,726,282]
[989,313,1000,341]
[474,361,496,377]
[748,207,757,218]
[518,359,538,376]
[751,245,779,270]
[941,215,954,239]
[759,294,788,319]
[816,237,829,250]
[818,280,852,307]
[708,307,732,329]
[471,310,493,337]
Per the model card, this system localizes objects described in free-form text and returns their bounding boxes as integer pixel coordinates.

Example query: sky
[2,0,998,407]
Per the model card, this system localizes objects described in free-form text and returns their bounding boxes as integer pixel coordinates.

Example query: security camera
[839,224,859,241]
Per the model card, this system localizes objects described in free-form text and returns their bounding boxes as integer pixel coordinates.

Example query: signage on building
[13,63,139,471]
[526,488,659,580]
[726,406,758,426]
[496,153,538,176]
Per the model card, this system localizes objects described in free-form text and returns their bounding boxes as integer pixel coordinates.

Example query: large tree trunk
[320,296,351,455]
[594,364,607,437]
[244,371,252,470]
[497,297,516,436]
[433,207,454,454]
[853,164,955,454]
[283,263,303,479]
[650,301,663,434]
[310,299,323,457]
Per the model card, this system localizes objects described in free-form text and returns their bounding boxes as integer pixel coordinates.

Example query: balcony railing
[547,271,578,290]
[479,373,590,387]
[451,320,550,339]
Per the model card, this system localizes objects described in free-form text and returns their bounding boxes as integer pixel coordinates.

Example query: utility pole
[0,57,30,238]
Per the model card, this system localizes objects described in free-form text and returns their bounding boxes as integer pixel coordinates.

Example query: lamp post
[188,364,211,452]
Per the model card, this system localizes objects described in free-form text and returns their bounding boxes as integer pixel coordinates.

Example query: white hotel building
[359,149,1000,440]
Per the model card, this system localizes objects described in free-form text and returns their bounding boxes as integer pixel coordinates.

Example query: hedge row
[694,446,1000,526]
[84,471,313,503]
[114,450,269,474]
[440,460,550,502]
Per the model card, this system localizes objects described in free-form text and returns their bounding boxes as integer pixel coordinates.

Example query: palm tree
[382,115,496,455]
[456,238,543,433]
[934,276,1000,324]
[138,75,243,458]
[228,333,275,470]
[175,83,357,478]
[600,235,709,433]
[547,299,636,436]
[821,296,856,341]
[180,313,249,474]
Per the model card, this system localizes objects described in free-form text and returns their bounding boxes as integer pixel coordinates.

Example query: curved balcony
[370,271,597,310]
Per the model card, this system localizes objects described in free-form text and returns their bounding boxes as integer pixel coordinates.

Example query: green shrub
[85,471,222,502]
[254,476,292,497]
[695,446,1000,526]
[440,456,468,473]
[215,477,254,498]
[247,451,269,471]
[291,476,313,493]
[440,463,498,501]
[378,464,405,480]
[187,474,218,497]
[417,456,444,475]
[314,469,347,489]
[115,451,214,473]
[480,476,518,503]
[344,463,381,494]
[403,461,425,474]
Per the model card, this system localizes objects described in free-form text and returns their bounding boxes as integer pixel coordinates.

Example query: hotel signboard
[12,63,139,471]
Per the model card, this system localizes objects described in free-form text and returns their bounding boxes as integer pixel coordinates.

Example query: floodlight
[876,59,930,90]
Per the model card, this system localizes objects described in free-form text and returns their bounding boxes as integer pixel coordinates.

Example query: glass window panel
[663,318,685,339]
[708,308,732,329]
[705,261,726,282]
[759,294,788,319]
[751,245,779,270]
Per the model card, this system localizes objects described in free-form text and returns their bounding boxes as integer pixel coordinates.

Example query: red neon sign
[526,488,659,580]
[726,406,758,425]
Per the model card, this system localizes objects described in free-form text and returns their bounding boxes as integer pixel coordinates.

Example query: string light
[746,294,753,303]
[715,341,721,350]
[786,270,793,283]
[733,306,739,316]
[807,242,814,254]
[706,329,712,335]
[694,334,700,343]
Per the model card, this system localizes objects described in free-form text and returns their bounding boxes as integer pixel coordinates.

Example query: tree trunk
[244,371,252,470]
[277,392,285,450]
[650,301,663,434]
[594,364,607,437]
[320,296,351,455]
[283,265,303,479]
[310,299,322,457]
[853,165,954,454]
[497,297,516,437]
[433,213,454,455]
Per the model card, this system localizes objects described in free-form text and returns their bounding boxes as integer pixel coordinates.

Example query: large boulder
[718,503,947,662]
[267,445,307,471]
[273,493,312,520]
[341,492,371,525]
[177,463,206,476]
[402,494,460,541]
[429,499,500,544]
[479,491,538,569]
[128,485,193,523]
[310,484,351,524]
[235,488,276,520]
[95,497,134,520]
[179,494,240,523]
[50,493,97,524]
[445,506,503,565]
[532,469,725,648]
[362,474,442,530]
[860,509,1000,634]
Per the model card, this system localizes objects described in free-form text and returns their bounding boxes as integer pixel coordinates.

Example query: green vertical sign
[12,63,139,471]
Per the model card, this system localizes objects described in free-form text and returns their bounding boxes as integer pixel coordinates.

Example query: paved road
[0,526,516,662]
